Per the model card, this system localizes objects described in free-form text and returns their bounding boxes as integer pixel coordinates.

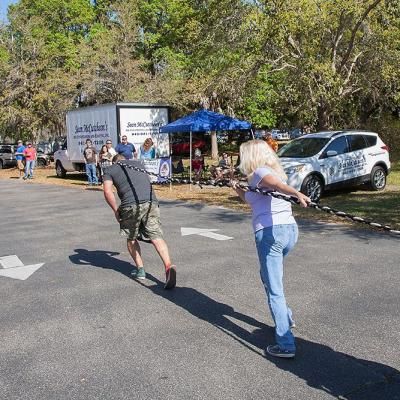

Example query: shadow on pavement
[69,248,132,277]
[69,248,400,399]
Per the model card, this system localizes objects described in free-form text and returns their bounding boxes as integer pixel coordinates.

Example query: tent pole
[168,132,172,191]
[250,128,255,139]
[189,129,192,191]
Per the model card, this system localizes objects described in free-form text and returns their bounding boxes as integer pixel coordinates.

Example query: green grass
[388,160,400,186]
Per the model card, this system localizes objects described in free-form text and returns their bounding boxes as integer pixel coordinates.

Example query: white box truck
[54,103,170,178]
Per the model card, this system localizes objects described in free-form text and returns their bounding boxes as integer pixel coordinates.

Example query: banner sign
[143,157,171,183]
[119,107,170,157]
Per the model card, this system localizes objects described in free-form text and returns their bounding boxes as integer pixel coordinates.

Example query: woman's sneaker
[131,267,146,280]
[266,345,295,359]
[164,265,176,290]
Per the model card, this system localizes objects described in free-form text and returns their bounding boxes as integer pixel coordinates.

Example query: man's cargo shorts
[118,201,163,241]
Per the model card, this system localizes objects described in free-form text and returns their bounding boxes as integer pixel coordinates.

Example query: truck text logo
[75,121,108,134]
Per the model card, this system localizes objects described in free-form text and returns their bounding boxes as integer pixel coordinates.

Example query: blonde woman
[231,139,310,358]
[139,138,156,160]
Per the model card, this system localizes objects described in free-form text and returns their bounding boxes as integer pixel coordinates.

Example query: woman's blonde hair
[239,139,287,181]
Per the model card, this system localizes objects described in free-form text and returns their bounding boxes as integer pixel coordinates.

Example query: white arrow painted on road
[181,227,233,241]
[0,255,44,281]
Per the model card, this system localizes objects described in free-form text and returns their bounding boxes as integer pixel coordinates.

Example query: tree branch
[339,0,382,72]
[331,11,346,72]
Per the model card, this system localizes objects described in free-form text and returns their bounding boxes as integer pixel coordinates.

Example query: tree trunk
[211,131,218,160]
[317,101,330,130]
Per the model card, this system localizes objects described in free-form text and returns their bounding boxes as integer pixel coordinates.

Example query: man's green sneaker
[131,267,146,280]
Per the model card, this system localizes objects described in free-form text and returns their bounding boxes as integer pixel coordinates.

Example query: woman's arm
[259,174,310,207]
[230,181,247,202]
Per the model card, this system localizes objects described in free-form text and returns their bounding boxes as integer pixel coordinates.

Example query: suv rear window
[363,135,377,147]
[348,135,367,151]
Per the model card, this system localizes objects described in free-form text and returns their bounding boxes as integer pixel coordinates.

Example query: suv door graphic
[319,136,350,186]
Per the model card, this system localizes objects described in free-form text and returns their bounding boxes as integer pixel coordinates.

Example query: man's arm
[131,144,137,159]
[103,180,120,222]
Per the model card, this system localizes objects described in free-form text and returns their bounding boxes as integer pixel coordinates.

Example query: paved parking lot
[0,180,399,400]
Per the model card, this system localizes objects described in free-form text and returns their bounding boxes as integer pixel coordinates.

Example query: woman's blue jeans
[255,223,298,351]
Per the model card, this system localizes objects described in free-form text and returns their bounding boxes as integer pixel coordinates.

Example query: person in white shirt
[231,139,310,359]
[105,140,116,157]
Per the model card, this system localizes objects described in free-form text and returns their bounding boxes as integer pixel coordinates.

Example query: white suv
[277,131,391,202]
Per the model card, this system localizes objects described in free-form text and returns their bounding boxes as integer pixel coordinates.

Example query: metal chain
[116,162,400,236]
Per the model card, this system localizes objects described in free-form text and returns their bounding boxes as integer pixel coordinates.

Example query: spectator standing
[23,142,36,180]
[103,154,177,289]
[231,139,310,358]
[83,139,98,185]
[15,140,25,178]
[98,144,114,181]
[105,140,117,158]
[115,135,136,160]
[139,138,156,160]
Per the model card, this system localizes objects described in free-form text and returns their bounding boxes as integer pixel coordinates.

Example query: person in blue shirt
[15,140,26,178]
[139,138,156,160]
[115,135,136,160]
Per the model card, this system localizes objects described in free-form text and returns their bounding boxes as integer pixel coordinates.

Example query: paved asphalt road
[0,180,399,400]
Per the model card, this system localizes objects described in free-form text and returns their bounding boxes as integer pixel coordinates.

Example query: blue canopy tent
[159,109,252,181]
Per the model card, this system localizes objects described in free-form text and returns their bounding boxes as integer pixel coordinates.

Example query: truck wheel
[369,166,386,191]
[55,161,66,178]
[301,174,323,202]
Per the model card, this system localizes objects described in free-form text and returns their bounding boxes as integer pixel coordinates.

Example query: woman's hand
[230,179,247,202]
[229,179,239,190]
[296,192,311,207]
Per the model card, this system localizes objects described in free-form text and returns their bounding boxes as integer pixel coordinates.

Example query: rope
[116,162,400,236]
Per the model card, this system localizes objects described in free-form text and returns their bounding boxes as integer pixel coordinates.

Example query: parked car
[0,144,50,169]
[277,130,391,202]
[271,129,290,140]
[0,144,16,169]
[170,136,208,156]
[37,140,59,162]
[289,128,303,139]
[36,151,51,167]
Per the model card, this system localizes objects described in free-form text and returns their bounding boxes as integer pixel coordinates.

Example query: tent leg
[189,130,192,191]
[169,155,172,192]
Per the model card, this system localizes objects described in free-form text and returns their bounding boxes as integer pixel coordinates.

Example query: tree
[0,0,96,139]
[250,0,400,129]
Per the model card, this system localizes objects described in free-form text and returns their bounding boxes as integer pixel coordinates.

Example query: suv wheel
[301,174,323,202]
[55,161,66,178]
[369,166,386,191]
